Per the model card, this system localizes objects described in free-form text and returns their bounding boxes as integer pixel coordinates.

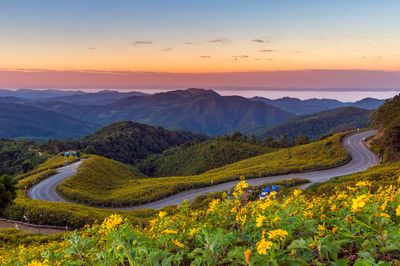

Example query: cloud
[252,39,268,43]
[185,42,193,45]
[130,41,153,46]
[87,47,95,50]
[200,56,212,59]
[162,47,173,52]
[209,39,231,44]
[259,49,277,53]
[232,55,249,59]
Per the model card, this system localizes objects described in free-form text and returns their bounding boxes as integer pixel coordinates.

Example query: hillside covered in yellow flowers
[1,173,399,265]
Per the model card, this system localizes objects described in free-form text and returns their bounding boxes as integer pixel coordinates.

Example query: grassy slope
[139,138,276,177]
[57,132,350,206]
[14,154,79,181]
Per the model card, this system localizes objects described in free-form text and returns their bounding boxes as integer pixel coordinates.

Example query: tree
[83,145,96,155]
[0,175,17,211]
[278,134,288,148]
[293,134,310,146]
[21,160,33,173]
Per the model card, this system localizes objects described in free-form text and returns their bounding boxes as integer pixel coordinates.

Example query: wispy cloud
[130,41,153,46]
[209,38,231,44]
[87,47,95,50]
[162,47,173,52]
[200,56,212,59]
[185,42,193,45]
[232,55,249,59]
[252,39,268,43]
[259,49,277,53]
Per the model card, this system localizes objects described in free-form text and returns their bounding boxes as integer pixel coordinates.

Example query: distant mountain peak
[184,88,220,97]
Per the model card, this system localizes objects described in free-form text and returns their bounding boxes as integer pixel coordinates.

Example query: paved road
[127,130,378,210]
[28,161,82,202]
[28,130,377,210]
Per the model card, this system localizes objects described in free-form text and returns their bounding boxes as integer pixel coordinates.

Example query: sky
[1,0,400,90]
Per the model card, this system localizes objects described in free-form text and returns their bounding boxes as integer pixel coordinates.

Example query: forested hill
[0,140,45,177]
[371,95,400,162]
[41,121,208,165]
[246,107,372,140]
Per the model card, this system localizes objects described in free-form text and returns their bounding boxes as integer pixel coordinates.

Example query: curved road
[29,161,82,203]
[29,130,378,210]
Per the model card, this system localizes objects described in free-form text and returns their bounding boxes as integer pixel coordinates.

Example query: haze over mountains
[252,96,386,115]
[0,88,388,139]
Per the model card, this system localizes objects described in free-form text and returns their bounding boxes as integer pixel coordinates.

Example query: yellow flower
[396,205,400,216]
[240,175,246,180]
[320,214,326,220]
[267,229,288,241]
[161,229,178,235]
[330,204,337,212]
[236,181,249,190]
[355,181,371,187]
[188,228,199,237]
[345,215,352,223]
[244,249,251,263]
[272,216,281,223]
[159,211,167,219]
[347,186,356,192]
[309,242,316,248]
[380,200,388,211]
[351,195,368,213]
[256,239,273,255]
[207,199,220,213]
[102,214,123,231]
[256,214,266,227]
[380,212,390,218]
[27,261,46,266]
[293,189,302,197]
[332,227,338,235]
[222,192,227,199]
[317,224,326,236]
[270,191,277,197]
[172,239,184,248]
[398,175,400,183]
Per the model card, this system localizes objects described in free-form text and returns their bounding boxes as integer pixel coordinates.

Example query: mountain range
[251,96,386,115]
[0,88,388,139]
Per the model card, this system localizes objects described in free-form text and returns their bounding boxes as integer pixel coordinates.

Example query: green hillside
[0,140,45,177]
[246,107,371,140]
[139,135,276,177]
[371,95,400,162]
[56,132,350,207]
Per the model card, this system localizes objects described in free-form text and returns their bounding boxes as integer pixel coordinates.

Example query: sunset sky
[1,0,400,89]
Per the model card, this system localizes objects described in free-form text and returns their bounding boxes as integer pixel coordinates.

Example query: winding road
[29,130,378,210]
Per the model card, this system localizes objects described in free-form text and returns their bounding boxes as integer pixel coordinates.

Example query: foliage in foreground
[2,178,400,265]
[56,132,350,207]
